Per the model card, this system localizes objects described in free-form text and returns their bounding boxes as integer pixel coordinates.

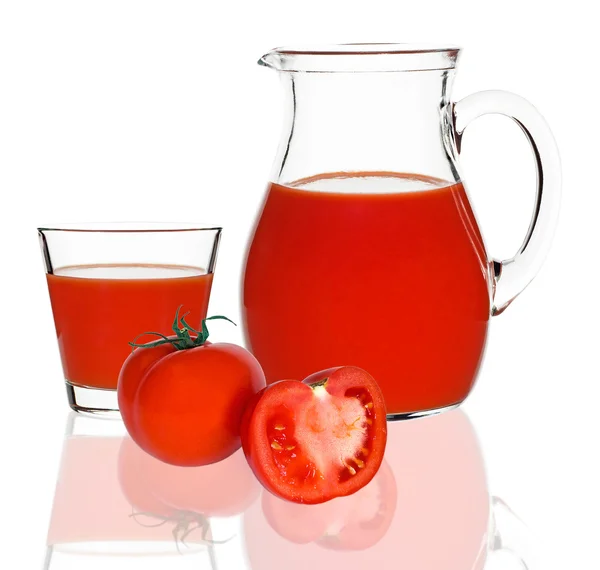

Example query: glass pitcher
[243,44,560,419]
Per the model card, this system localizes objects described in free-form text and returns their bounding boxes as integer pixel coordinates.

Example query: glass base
[44,543,210,570]
[65,382,121,419]
[386,402,460,421]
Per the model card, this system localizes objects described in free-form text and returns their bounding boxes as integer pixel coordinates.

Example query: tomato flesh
[242,366,387,504]
[268,384,373,485]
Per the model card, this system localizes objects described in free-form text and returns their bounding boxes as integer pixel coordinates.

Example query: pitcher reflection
[244,408,525,570]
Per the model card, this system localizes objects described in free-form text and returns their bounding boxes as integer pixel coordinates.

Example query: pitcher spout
[258,50,282,70]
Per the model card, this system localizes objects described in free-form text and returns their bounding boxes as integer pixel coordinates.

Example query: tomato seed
[285,445,295,450]
[271,441,283,450]
[347,465,357,475]
[354,457,365,468]
[365,418,373,425]
[365,402,373,409]
[361,447,370,456]
[274,424,285,430]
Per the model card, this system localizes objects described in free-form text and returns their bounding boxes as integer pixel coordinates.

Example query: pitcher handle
[452,90,561,315]
[488,496,539,569]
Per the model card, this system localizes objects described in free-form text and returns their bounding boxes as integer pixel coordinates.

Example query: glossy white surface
[1,0,598,567]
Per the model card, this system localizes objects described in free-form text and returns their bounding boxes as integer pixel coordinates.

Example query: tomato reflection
[244,408,489,570]
[46,414,260,557]
[46,419,208,551]
[118,435,261,519]
[46,407,490,570]
[261,459,396,549]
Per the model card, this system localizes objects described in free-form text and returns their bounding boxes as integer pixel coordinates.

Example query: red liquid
[244,173,491,414]
[46,264,213,389]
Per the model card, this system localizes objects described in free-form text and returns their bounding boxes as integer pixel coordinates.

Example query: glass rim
[259,43,461,73]
[37,222,222,234]
[274,43,461,55]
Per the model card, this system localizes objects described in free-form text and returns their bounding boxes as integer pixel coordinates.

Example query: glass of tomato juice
[38,224,222,417]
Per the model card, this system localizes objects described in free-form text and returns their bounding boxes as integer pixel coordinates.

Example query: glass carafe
[243,44,560,418]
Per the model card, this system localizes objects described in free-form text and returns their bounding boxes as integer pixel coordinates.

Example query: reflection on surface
[259,456,397,550]
[44,409,532,569]
[44,413,257,569]
[244,408,490,570]
[118,434,259,533]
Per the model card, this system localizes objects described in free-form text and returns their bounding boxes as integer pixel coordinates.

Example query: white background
[0,0,598,568]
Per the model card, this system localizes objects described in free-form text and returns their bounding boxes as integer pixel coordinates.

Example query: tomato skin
[241,366,387,504]
[131,342,266,467]
[118,337,213,425]
[239,385,270,468]
[118,341,177,435]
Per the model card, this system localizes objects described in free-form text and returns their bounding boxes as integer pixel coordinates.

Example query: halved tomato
[241,366,387,504]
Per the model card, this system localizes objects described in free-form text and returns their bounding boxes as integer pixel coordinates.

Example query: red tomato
[119,340,266,467]
[241,366,387,504]
[118,340,177,432]
[118,330,212,429]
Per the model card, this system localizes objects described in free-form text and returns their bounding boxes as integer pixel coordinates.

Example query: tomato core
[267,380,375,488]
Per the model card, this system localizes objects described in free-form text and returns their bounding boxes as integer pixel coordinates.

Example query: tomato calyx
[128,305,235,351]
[308,377,328,389]
[129,508,231,549]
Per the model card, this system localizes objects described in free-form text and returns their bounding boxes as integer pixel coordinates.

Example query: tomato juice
[46,264,213,390]
[244,172,491,415]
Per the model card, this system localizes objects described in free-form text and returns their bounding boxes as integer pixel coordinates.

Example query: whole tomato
[118,341,177,432]
[118,309,266,467]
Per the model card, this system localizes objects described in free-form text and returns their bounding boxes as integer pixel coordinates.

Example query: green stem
[180,315,200,335]
[129,307,236,352]
[129,338,177,349]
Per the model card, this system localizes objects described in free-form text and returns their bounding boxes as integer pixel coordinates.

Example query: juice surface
[244,172,491,414]
[46,264,213,389]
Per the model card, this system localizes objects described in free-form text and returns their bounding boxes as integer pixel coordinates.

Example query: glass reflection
[44,413,256,569]
[44,409,533,569]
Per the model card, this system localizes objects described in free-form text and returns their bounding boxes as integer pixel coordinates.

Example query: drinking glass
[38,224,221,416]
